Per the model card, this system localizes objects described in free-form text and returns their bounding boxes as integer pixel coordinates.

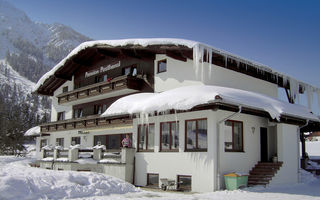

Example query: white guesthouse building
[33,38,320,192]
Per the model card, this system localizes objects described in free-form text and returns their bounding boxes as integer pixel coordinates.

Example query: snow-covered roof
[24,126,40,136]
[101,85,319,122]
[33,38,320,100]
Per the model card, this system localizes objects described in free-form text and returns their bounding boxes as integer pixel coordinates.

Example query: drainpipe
[216,105,242,190]
[297,120,309,183]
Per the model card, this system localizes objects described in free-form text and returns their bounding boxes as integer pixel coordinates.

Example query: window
[95,76,103,83]
[160,121,179,151]
[73,108,83,118]
[177,175,192,191]
[123,65,137,76]
[56,138,64,147]
[185,119,207,151]
[157,59,167,73]
[138,124,155,152]
[224,120,243,152]
[40,139,47,148]
[94,105,103,115]
[71,137,81,145]
[57,112,65,121]
[147,173,159,188]
[62,86,68,93]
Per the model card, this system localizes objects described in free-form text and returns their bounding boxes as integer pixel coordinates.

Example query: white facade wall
[134,110,216,192]
[51,78,74,122]
[269,124,299,185]
[217,111,269,189]
[134,109,270,192]
[154,54,278,98]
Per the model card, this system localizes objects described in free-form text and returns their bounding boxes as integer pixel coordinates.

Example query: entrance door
[260,127,268,162]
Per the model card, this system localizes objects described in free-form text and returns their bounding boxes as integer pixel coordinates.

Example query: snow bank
[24,126,40,136]
[102,85,318,121]
[0,156,138,200]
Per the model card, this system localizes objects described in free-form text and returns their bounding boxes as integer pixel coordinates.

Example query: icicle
[317,90,320,114]
[174,110,178,125]
[305,85,314,110]
[289,78,299,102]
[200,45,205,81]
[193,44,200,79]
[208,48,213,80]
[225,55,228,67]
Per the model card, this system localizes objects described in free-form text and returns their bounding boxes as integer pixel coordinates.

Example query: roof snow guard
[34,38,320,106]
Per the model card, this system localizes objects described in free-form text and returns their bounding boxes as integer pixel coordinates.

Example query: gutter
[297,120,309,183]
[216,105,242,190]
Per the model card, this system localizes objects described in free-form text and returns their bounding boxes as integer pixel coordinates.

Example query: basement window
[157,59,167,73]
[177,175,192,191]
[147,173,159,188]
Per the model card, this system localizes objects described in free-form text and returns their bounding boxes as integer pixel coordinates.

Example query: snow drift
[0,157,138,200]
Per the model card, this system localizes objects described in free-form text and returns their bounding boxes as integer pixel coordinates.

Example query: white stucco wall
[133,109,272,192]
[269,123,299,185]
[51,79,74,122]
[154,54,278,98]
[217,111,269,189]
[134,110,216,192]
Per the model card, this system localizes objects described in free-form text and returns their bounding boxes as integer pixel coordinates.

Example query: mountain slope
[0,0,91,153]
[0,0,91,85]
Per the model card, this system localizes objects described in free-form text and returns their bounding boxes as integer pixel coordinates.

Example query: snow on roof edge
[33,38,320,95]
[24,126,40,136]
[101,85,319,122]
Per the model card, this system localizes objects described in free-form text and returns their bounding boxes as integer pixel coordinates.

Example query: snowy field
[0,142,320,200]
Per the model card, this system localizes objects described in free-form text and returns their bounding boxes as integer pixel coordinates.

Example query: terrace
[56,75,144,105]
[40,114,132,133]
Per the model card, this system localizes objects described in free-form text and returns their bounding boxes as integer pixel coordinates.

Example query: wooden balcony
[40,115,132,133]
[56,75,144,105]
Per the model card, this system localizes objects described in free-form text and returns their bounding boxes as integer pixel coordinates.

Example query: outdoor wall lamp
[251,127,255,134]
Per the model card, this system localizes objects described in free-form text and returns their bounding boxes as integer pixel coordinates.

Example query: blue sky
[8,0,320,112]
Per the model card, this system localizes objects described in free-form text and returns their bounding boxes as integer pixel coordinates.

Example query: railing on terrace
[56,75,144,104]
[40,115,132,133]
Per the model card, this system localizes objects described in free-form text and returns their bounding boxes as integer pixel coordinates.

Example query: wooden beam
[96,48,119,58]
[55,74,72,81]
[166,50,187,62]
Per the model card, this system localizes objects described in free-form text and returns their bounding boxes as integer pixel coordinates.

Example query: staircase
[248,162,283,186]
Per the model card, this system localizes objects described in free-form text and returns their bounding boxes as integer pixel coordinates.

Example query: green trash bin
[224,173,248,190]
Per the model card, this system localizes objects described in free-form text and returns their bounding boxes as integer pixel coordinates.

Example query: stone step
[248,179,269,185]
[248,176,272,181]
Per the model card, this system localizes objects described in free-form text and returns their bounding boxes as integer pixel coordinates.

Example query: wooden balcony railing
[56,75,144,104]
[40,115,132,133]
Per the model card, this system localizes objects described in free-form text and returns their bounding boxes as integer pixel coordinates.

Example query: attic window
[157,59,167,73]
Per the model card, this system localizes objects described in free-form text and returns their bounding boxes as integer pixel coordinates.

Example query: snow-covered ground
[0,141,319,200]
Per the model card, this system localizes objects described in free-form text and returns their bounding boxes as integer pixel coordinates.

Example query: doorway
[260,127,268,162]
